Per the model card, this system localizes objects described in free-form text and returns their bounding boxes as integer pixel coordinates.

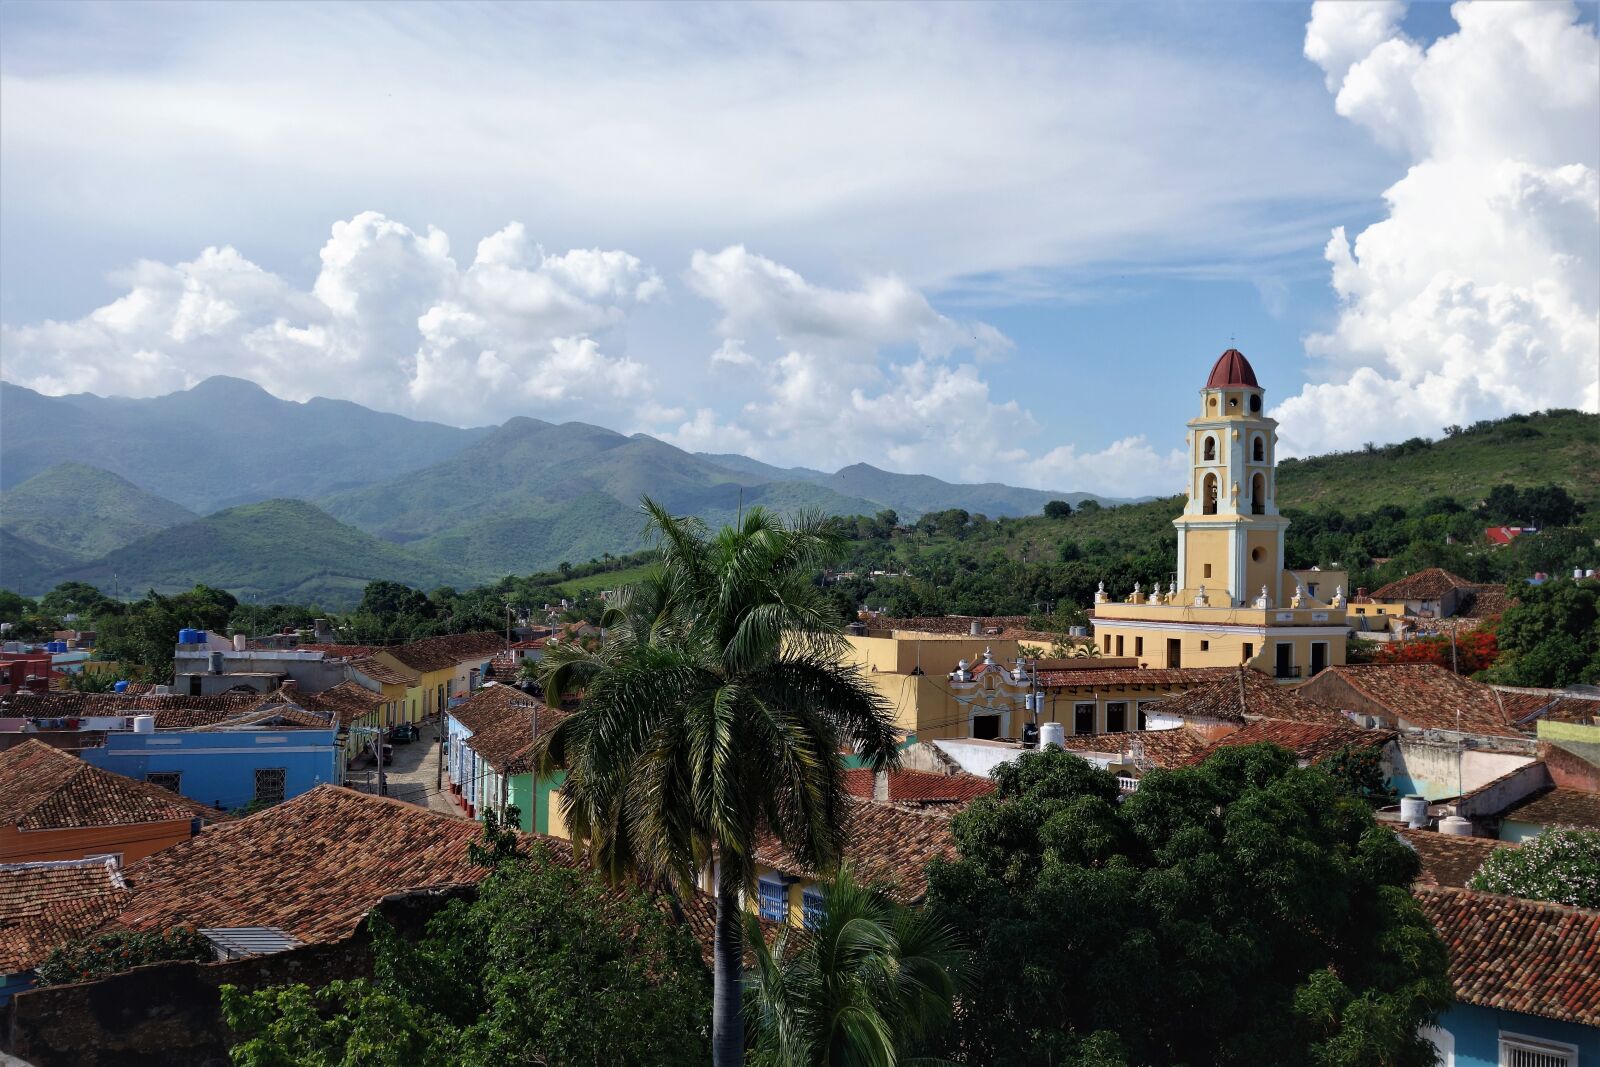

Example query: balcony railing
[1275,665,1303,679]
[1116,776,1140,794]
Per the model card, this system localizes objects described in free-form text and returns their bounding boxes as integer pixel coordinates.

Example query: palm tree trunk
[712,861,745,1067]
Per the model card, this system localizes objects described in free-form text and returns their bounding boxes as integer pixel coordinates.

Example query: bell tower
[1174,349,1290,607]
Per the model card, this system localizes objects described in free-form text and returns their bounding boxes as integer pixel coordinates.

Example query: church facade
[1090,349,1348,680]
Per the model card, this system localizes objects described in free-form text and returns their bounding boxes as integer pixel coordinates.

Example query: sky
[1,0,1595,496]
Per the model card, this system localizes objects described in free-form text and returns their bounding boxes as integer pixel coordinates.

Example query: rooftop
[755,798,956,904]
[385,632,505,674]
[1501,786,1600,831]
[1190,718,1395,766]
[1147,667,1347,724]
[1303,664,1525,738]
[1048,727,1212,770]
[279,681,385,728]
[449,681,547,735]
[840,768,995,809]
[1035,665,1236,690]
[3,690,267,723]
[1395,828,1512,889]
[1205,347,1259,389]
[1369,567,1475,603]
[1415,885,1600,1027]
[0,739,227,831]
[348,655,416,686]
[113,785,508,945]
[0,858,129,974]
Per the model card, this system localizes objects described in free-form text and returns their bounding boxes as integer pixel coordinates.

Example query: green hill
[0,463,196,563]
[52,499,474,607]
[1275,410,1598,513]
[0,529,79,595]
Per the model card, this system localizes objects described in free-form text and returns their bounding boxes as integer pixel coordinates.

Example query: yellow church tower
[1091,349,1348,680]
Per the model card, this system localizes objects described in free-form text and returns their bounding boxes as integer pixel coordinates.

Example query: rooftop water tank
[113,680,129,693]
[1439,815,1474,836]
[1040,722,1066,749]
[209,651,225,674]
[132,714,155,734]
[177,628,194,645]
[233,634,247,651]
[193,629,207,644]
[1399,794,1429,829]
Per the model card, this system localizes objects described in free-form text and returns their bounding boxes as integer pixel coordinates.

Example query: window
[1251,473,1266,515]
[1242,642,1253,661]
[1499,1033,1576,1067]
[146,771,182,794]
[1356,607,1367,615]
[1115,635,1124,657]
[1249,394,1262,413]
[802,888,826,930]
[188,676,202,696]
[972,714,1000,740]
[254,767,287,806]
[1166,638,1182,669]
[1203,474,1218,515]
[1274,643,1296,679]
[1203,436,1216,461]
[1251,546,1264,562]
[1105,702,1127,733]
[1074,703,1096,735]
[1252,435,1265,461]
[1134,637,1143,656]
[1203,563,1212,578]
[1103,634,1113,653]
[758,879,788,923]
[1200,640,1209,651]
[1311,642,1329,677]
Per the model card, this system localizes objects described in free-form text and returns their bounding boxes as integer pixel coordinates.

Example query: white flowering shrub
[1470,827,1600,908]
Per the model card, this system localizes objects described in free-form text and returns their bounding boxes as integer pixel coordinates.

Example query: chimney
[969,620,980,636]
[873,769,890,803]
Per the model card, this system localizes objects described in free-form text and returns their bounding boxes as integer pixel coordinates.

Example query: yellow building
[1092,349,1348,681]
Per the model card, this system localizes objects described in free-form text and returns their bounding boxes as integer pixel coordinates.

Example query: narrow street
[346,719,464,818]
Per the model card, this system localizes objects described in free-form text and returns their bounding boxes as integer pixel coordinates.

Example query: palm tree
[744,866,968,1066]
[534,499,902,1067]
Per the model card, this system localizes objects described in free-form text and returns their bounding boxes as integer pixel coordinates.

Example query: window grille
[802,889,825,930]
[758,880,787,923]
[254,767,287,806]
[146,771,182,794]
[1500,1034,1575,1067]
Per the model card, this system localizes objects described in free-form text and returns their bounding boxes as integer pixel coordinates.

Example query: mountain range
[0,377,1117,603]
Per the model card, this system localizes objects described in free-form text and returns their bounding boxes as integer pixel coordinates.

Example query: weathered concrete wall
[4,889,467,1067]
[1538,720,1600,788]
[1385,739,1533,801]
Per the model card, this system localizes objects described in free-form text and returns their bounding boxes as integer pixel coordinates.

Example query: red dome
[1206,348,1259,389]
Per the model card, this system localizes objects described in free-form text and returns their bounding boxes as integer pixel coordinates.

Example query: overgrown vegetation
[1469,827,1600,909]
[35,927,213,987]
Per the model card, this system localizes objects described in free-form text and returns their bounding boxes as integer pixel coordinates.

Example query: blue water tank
[193,629,206,644]
[113,680,129,693]
[177,628,191,645]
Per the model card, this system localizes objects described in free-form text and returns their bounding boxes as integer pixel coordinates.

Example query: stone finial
[1194,584,1209,606]
[1094,580,1108,605]
[1253,585,1271,609]
[1147,582,1162,604]
[1331,584,1345,607]
[1290,582,1304,609]
[1128,582,1141,603]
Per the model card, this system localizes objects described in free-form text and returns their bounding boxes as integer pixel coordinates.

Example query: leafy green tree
[1322,744,1397,807]
[65,671,118,693]
[1469,827,1600,908]
[36,927,212,986]
[40,581,116,618]
[745,866,967,1066]
[355,580,434,619]
[926,746,1451,1067]
[223,844,710,1067]
[0,589,37,626]
[1482,579,1599,687]
[93,585,237,682]
[1043,500,1074,519]
[534,500,901,1067]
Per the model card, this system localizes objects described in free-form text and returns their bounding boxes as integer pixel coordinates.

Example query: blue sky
[1,1,1595,495]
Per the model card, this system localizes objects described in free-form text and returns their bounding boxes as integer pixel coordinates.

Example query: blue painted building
[1418,886,1599,1067]
[81,727,338,811]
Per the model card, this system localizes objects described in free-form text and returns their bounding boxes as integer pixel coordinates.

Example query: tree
[36,927,212,986]
[1322,744,1397,807]
[926,746,1451,1066]
[65,671,118,693]
[534,500,901,1067]
[355,580,433,619]
[1469,827,1600,908]
[40,581,115,618]
[1043,500,1074,520]
[1482,579,1599,688]
[93,585,237,682]
[744,866,967,1066]
[223,843,711,1067]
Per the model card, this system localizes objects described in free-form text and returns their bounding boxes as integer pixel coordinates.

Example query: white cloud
[1279,0,1600,456]
[1024,437,1191,499]
[0,212,662,427]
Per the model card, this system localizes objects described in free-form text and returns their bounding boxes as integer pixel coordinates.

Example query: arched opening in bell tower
[1251,473,1266,515]
[1203,473,1218,515]
[1203,436,1216,462]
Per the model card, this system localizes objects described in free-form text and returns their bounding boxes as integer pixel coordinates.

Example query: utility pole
[371,718,386,798]
[437,715,445,793]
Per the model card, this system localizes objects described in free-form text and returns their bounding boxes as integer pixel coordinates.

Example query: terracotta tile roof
[755,799,956,904]
[113,785,509,945]
[1396,829,1513,888]
[1306,664,1525,738]
[1414,885,1600,1027]
[348,655,415,686]
[1036,666,1236,689]
[1047,727,1212,769]
[1190,719,1395,766]
[1489,686,1600,727]
[840,768,995,809]
[281,682,385,728]
[3,691,266,721]
[1370,568,1476,602]
[0,740,225,831]
[386,632,505,674]
[449,682,543,734]
[1501,787,1600,831]
[290,644,379,659]
[1457,585,1512,619]
[1142,667,1346,724]
[0,858,130,973]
